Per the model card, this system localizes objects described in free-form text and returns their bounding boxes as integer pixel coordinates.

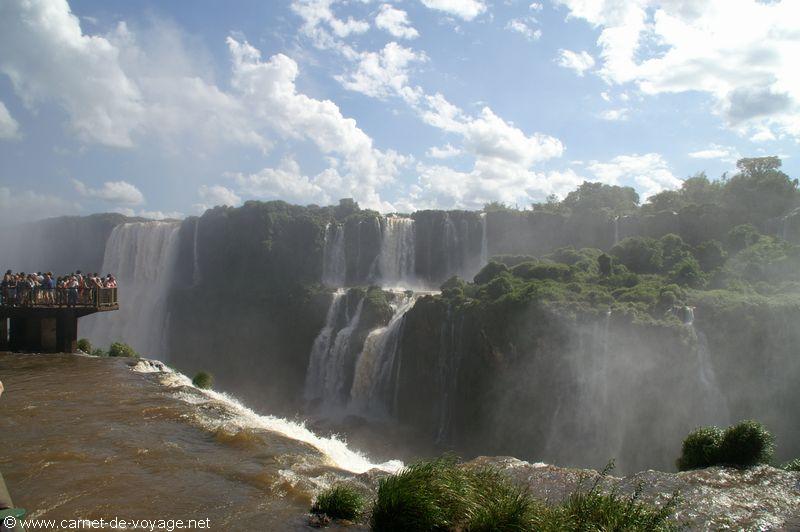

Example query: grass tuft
[192,371,213,390]
[311,484,365,521]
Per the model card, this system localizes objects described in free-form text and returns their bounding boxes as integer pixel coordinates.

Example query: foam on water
[133,361,403,475]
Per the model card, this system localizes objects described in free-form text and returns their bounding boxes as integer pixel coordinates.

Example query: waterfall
[374,216,416,287]
[322,223,346,287]
[304,291,364,407]
[613,216,620,246]
[480,212,489,268]
[349,292,417,416]
[685,307,730,424]
[82,221,181,359]
[435,306,465,444]
[192,218,201,287]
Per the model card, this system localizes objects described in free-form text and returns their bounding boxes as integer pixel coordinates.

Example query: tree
[694,240,727,271]
[561,182,639,215]
[722,157,798,223]
[598,253,612,276]
[611,237,663,274]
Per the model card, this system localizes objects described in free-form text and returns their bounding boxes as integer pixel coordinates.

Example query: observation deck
[0,288,118,353]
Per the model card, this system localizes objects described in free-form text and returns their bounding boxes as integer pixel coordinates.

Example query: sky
[0,0,798,222]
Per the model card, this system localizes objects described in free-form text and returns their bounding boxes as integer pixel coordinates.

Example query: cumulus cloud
[427,143,462,158]
[586,153,681,199]
[291,0,369,54]
[0,186,79,225]
[419,0,487,21]
[198,184,241,207]
[688,144,740,163]
[555,0,800,140]
[0,0,144,147]
[337,42,427,99]
[556,49,596,76]
[72,179,145,205]
[375,4,419,39]
[506,18,542,41]
[0,101,20,139]
[598,108,629,121]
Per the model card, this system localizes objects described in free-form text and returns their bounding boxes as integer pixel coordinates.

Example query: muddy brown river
[0,353,398,530]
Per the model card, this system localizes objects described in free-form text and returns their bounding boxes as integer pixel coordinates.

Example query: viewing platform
[0,288,118,353]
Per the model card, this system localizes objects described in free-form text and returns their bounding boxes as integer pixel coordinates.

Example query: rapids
[0,353,398,529]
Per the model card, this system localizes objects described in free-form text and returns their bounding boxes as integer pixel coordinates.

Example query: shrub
[474,261,508,285]
[718,420,774,467]
[76,338,92,353]
[108,342,138,358]
[192,371,213,390]
[677,426,723,470]
[311,484,365,521]
[511,262,571,282]
[781,458,800,472]
[90,348,107,357]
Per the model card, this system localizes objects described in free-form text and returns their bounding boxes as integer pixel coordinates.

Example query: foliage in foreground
[677,420,774,470]
[781,458,800,472]
[192,371,213,390]
[76,338,92,353]
[108,341,138,358]
[311,484,365,521]
[367,457,676,532]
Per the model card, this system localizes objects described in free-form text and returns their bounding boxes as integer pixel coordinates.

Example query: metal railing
[0,287,118,308]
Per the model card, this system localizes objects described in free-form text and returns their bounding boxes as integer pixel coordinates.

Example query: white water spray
[83,221,180,359]
[322,223,346,287]
[374,216,416,287]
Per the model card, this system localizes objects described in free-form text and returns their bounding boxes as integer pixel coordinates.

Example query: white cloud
[529,2,543,11]
[375,4,419,39]
[556,49,596,76]
[0,101,20,139]
[688,144,740,163]
[506,18,542,41]
[427,143,462,158]
[419,0,487,21]
[231,157,330,205]
[586,153,681,199]
[337,42,427,99]
[0,187,79,225]
[598,108,629,121]
[72,179,145,205]
[198,184,241,207]
[0,0,144,147]
[291,0,369,54]
[555,0,800,140]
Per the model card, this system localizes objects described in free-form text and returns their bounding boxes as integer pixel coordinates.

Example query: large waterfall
[374,216,416,287]
[322,223,346,287]
[304,290,365,407]
[350,292,417,416]
[82,221,181,359]
[684,307,730,425]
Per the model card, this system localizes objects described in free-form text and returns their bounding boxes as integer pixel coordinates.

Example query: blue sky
[0,0,797,222]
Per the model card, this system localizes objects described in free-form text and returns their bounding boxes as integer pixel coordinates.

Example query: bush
[90,348,107,357]
[76,338,92,353]
[781,458,800,472]
[192,371,213,390]
[311,484,365,521]
[370,457,675,532]
[108,342,138,358]
[474,261,508,285]
[677,421,774,470]
[677,426,723,470]
[718,420,774,467]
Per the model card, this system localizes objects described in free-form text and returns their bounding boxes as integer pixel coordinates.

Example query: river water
[0,353,398,530]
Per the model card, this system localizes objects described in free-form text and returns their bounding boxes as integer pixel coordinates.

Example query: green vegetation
[368,457,676,532]
[781,459,800,472]
[192,371,213,390]
[90,348,106,357]
[311,484,365,521]
[677,421,774,470]
[107,342,138,358]
[76,338,92,353]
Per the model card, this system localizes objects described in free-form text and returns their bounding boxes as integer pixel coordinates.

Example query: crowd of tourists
[0,270,117,308]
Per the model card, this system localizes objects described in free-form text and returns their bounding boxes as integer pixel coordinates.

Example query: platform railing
[0,287,118,308]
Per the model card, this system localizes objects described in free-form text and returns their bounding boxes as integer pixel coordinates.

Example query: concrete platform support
[0,318,8,351]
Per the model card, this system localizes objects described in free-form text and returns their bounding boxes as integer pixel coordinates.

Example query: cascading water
[82,221,181,359]
[480,212,489,267]
[322,223,346,287]
[613,216,620,246]
[304,291,365,407]
[684,306,730,424]
[349,292,417,416]
[436,305,465,444]
[373,216,416,287]
[192,217,201,287]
